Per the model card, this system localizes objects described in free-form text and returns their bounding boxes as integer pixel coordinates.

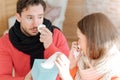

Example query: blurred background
[0,0,120,47]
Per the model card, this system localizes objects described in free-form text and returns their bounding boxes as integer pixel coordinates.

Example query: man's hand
[39,27,53,49]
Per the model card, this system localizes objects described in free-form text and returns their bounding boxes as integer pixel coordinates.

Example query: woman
[55,13,120,80]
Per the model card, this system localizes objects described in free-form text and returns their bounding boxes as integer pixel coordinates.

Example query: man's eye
[27,16,33,20]
[38,17,42,19]
[28,17,32,19]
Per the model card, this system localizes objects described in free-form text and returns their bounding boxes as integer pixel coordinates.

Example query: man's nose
[32,19,39,27]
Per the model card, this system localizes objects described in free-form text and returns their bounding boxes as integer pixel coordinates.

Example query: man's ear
[16,13,21,22]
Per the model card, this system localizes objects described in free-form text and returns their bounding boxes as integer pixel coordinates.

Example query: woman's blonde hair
[77,13,119,60]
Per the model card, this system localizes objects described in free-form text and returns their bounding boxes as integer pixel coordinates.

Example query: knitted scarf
[75,45,120,80]
[9,18,53,68]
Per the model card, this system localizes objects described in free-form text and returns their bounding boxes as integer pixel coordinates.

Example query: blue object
[31,59,58,80]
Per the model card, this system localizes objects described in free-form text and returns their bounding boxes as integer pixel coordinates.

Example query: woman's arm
[55,54,73,80]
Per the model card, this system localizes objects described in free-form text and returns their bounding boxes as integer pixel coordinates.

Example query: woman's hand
[24,71,33,80]
[55,54,73,80]
[69,41,82,69]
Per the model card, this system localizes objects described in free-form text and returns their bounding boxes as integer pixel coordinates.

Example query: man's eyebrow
[26,15,32,16]
[26,14,44,16]
[38,14,44,16]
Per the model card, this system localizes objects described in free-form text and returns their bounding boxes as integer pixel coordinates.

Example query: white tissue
[37,24,46,32]
[73,45,80,58]
[41,52,61,69]
[73,51,79,58]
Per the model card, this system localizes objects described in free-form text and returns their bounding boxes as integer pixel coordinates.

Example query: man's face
[16,4,44,36]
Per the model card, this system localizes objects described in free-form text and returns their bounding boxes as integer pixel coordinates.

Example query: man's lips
[31,28,38,33]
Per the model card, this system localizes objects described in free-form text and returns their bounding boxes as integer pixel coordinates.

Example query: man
[0,0,69,80]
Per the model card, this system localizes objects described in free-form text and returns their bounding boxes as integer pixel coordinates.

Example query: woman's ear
[15,13,21,22]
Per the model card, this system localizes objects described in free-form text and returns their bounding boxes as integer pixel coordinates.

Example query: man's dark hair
[17,0,46,14]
